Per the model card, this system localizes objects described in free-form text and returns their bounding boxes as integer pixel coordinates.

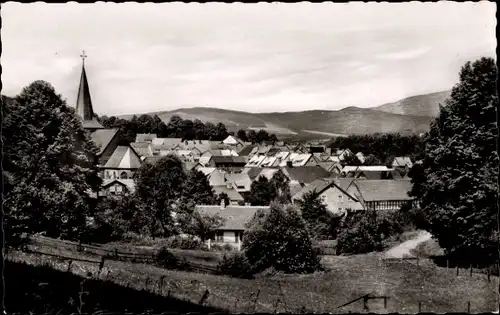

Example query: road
[385,230,432,258]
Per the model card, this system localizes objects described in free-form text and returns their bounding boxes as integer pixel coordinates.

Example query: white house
[223,135,245,147]
[195,204,269,250]
[292,178,363,215]
[392,157,414,169]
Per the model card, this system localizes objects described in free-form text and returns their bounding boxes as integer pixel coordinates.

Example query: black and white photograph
[1,1,498,314]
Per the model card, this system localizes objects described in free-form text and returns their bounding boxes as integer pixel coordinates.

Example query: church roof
[90,129,119,155]
[104,145,142,169]
[75,57,104,129]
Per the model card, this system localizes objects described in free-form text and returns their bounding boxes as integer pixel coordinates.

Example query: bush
[336,211,384,254]
[155,247,179,269]
[209,243,235,252]
[243,202,321,274]
[216,252,254,279]
[166,235,206,250]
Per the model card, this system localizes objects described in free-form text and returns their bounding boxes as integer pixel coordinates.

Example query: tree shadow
[5,260,226,314]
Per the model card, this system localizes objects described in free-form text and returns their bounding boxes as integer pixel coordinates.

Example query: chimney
[226,182,232,189]
[286,160,293,167]
[220,199,226,209]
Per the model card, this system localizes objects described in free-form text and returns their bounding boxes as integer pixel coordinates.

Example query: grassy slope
[10,237,498,314]
[373,90,451,117]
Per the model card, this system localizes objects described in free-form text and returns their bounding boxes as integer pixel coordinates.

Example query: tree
[336,211,384,254]
[134,154,187,237]
[269,171,291,203]
[2,81,102,243]
[247,176,277,206]
[184,211,225,242]
[247,130,258,144]
[184,169,216,205]
[342,152,362,166]
[363,154,382,166]
[215,192,230,207]
[242,202,321,274]
[297,190,339,240]
[193,119,206,140]
[215,122,229,141]
[237,129,248,142]
[409,57,498,262]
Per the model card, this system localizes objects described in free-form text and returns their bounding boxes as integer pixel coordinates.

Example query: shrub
[166,235,206,250]
[243,202,321,274]
[155,246,179,269]
[336,211,384,254]
[216,253,254,279]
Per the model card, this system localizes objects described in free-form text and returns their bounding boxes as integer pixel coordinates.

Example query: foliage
[236,129,249,142]
[216,252,254,279]
[2,81,101,244]
[133,155,187,238]
[342,152,362,166]
[182,211,225,242]
[184,169,216,205]
[166,235,206,250]
[244,129,277,144]
[336,211,384,254]
[242,202,321,274]
[297,190,341,240]
[329,133,425,164]
[409,57,498,263]
[215,192,230,207]
[155,247,180,269]
[247,176,277,206]
[269,171,292,203]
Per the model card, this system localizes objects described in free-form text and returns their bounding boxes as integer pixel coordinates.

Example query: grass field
[8,235,498,314]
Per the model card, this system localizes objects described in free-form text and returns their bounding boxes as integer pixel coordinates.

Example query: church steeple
[75,51,104,130]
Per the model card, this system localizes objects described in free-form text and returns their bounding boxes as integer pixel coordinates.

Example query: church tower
[75,51,104,131]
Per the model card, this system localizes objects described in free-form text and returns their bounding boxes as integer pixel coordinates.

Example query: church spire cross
[80,50,87,65]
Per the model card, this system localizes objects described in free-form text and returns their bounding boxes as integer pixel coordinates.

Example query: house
[279,153,320,167]
[212,184,245,205]
[318,161,343,174]
[151,138,184,149]
[210,156,248,172]
[329,148,353,163]
[208,169,227,186]
[198,156,213,167]
[292,178,363,215]
[245,155,266,167]
[355,152,366,164]
[224,173,253,200]
[341,166,394,179]
[255,168,281,181]
[90,128,127,166]
[392,157,413,170]
[151,144,176,156]
[100,179,136,197]
[195,204,269,250]
[130,142,153,158]
[223,135,245,147]
[281,166,332,196]
[184,161,203,172]
[350,180,416,211]
[135,133,157,143]
[101,145,142,180]
[197,167,217,176]
[236,145,256,157]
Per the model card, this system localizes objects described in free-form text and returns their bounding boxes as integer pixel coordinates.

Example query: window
[338,195,343,200]
[235,232,239,243]
[120,171,128,179]
[216,231,224,242]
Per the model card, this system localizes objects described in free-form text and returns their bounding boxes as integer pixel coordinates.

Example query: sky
[2,2,496,115]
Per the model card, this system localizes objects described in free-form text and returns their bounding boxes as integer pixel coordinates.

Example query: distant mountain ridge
[372,90,451,117]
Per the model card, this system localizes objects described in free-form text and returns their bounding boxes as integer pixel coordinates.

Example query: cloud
[1,2,496,114]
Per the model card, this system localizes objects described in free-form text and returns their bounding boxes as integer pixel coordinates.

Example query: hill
[371,90,451,117]
[119,105,434,137]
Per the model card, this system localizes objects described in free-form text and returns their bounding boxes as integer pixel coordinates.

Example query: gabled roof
[245,167,263,180]
[144,156,164,165]
[292,178,358,202]
[195,205,269,230]
[212,186,245,202]
[212,156,248,164]
[246,155,266,167]
[281,166,330,184]
[90,128,119,155]
[342,165,393,173]
[353,180,413,202]
[130,142,153,157]
[199,156,212,166]
[208,169,227,186]
[257,168,281,181]
[184,162,202,171]
[104,146,142,169]
[392,157,413,168]
[198,167,217,176]
[237,145,256,156]
[224,173,252,192]
[152,138,183,146]
[223,135,245,146]
[101,179,136,193]
[136,133,157,142]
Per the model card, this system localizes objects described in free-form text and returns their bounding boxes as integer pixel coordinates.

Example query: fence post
[456,266,459,276]
[145,277,150,290]
[98,256,105,277]
[470,265,473,277]
[418,301,421,313]
[384,296,387,309]
[199,289,209,305]
[467,301,470,313]
[114,248,118,259]
[363,296,368,312]
[488,268,491,282]
[67,260,73,273]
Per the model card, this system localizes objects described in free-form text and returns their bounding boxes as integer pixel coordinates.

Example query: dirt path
[385,231,432,258]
